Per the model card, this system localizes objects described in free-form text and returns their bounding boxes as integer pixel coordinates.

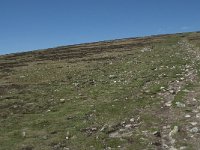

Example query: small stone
[74,83,79,87]
[165,101,172,107]
[60,99,65,103]
[189,127,198,133]
[185,114,191,118]
[42,135,48,140]
[192,110,199,113]
[193,98,197,101]
[109,75,117,79]
[153,131,161,137]
[130,118,135,122]
[66,136,69,140]
[125,124,132,128]
[13,105,18,108]
[176,102,185,108]
[160,86,165,90]
[91,127,97,131]
[180,146,187,150]
[196,113,200,118]
[169,126,179,137]
[169,90,176,94]
[190,122,198,126]
[22,131,26,138]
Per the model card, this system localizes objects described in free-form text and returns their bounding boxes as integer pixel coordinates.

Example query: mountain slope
[1,32,200,150]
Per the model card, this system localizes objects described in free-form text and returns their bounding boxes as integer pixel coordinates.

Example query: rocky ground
[1,32,200,150]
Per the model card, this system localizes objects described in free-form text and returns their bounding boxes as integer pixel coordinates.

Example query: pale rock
[185,114,191,118]
[192,98,197,101]
[169,90,176,94]
[190,122,198,126]
[190,127,198,133]
[125,124,132,128]
[91,127,97,131]
[176,102,185,108]
[192,110,199,113]
[109,75,117,78]
[160,86,165,90]
[169,126,179,137]
[196,113,200,118]
[165,101,172,107]
[180,147,187,150]
[60,98,65,103]
[22,131,26,138]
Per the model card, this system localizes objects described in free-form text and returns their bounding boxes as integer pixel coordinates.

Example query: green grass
[1,32,200,149]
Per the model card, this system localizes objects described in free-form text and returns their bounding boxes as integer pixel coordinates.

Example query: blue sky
[0,0,200,55]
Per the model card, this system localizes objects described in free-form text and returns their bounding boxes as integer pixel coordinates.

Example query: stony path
[158,40,200,150]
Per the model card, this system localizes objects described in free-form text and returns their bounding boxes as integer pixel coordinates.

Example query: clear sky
[0,0,200,55]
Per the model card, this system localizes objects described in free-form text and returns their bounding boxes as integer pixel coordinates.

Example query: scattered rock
[185,114,191,118]
[180,146,187,150]
[165,101,172,107]
[91,127,97,131]
[169,90,176,94]
[60,99,65,103]
[109,75,117,79]
[192,109,199,113]
[160,86,165,90]
[176,102,185,108]
[130,118,135,122]
[141,47,152,52]
[169,126,179,137]
[153,131,161,137]
[196,113,200,118]
[190,122,197,126]
[20,75,26,78]
[22,131,26,138]
[42,135,48,140]
[192,98,197,101]
[125,124,132,128]
[189,127,198,133]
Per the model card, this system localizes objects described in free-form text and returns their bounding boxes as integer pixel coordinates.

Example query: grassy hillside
[1,32,200,150]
